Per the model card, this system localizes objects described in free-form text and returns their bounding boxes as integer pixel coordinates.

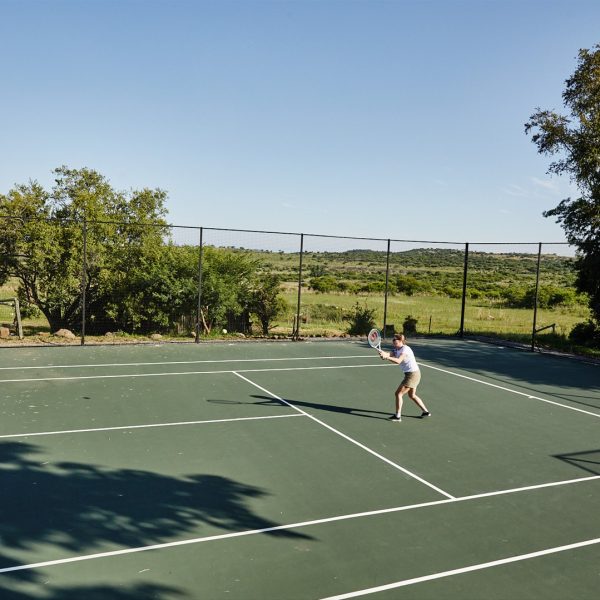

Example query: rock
[0,327,10,339]
[54,329,76,339]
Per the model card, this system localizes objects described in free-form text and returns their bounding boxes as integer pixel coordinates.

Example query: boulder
[54,329,76,339]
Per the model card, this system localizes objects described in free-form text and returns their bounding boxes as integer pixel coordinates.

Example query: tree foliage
[344,302,376,336]
[0,167,169,332]
[0,167,289,337]
[248,273,288,335]
[525,44,600,339]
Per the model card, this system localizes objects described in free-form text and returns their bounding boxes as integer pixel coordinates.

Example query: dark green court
[0,338,598,599]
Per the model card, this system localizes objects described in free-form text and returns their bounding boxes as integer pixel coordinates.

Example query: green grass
[275,289,589,337]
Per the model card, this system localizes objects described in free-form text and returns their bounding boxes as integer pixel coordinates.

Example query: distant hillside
[244,246,580,307]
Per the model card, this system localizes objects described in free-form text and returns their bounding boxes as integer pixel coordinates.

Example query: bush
[345,302,376,336]
[310,275,338,293]
[569,320,600,347]
[358,281,386,294]
[308,303,345,322]
[403,315,418,334]
[395,274,431,296]
[443,286,463,299]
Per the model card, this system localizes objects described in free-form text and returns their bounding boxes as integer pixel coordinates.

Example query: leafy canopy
[525,44,600,333]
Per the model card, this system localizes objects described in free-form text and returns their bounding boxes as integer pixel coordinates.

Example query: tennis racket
[367,328,382,352]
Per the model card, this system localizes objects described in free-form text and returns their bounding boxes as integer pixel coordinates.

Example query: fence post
[531,242,542,352]
[80,217,87,346]
[459,242,469,338]
[382,239,391,338]
[293,233,304,340]
[195,227,204,343]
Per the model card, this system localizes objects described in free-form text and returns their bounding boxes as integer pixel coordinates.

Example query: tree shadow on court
[0,579,183,600]
[0,440,312,599]
[412,340,600,411]
[246,394,392,420]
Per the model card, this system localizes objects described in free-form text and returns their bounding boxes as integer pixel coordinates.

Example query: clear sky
[1,0,599,245]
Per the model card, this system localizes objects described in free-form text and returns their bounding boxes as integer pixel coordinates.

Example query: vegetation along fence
[0,215,583,350]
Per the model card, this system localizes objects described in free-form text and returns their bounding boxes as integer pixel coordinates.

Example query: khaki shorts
[400,370,421,389]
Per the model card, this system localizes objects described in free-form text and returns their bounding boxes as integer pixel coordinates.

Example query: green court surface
[0,338,598,599]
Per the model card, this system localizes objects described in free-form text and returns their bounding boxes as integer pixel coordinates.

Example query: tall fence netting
[0,215,580,347]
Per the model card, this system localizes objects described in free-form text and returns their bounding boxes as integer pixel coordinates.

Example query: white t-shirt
[392,344,419,373]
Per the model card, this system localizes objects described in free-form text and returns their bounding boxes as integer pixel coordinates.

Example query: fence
[0,215,580,350]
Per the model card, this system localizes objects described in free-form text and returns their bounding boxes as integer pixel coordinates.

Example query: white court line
[0,355,370,371]
[2,360,597,421]
[0,413,303,439]
[232,372,455,500]
[419,362,600,418]
[320,537,600,599]
[0,474,598,575]
[0,363,386,384]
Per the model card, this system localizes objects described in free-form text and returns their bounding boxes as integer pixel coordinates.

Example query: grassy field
[275,289,590,339]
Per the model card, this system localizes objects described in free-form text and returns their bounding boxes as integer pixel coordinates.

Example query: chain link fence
[0,215,581,349]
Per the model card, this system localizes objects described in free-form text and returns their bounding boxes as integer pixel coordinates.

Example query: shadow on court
[0,441,312,599]
[208,396,392,419]
[412,340,600,411]
[0,580,183,600]
[554,449,600,476]
[234,394,393,420]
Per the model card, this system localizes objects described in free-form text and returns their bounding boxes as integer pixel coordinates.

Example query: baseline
[0,363,385,384]
[0,355,370,371]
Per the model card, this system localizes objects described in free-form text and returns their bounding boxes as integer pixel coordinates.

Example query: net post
[293,233,304,340]
[382,239,391,338]
[459,242,469,337]
[80,217,87,346]
[531,242,542,352]
[195,227,204,343]
[14,297,23,339]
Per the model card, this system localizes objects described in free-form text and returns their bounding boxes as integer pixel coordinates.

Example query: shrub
[345,302,376,335]
[310,275,338,293]
[403,315,418,334]
[569,320,600,347]
[308,303,344,322]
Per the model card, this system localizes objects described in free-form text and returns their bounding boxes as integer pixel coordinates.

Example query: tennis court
[0,337,598,599]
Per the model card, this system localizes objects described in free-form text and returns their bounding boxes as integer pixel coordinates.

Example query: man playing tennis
[379,333,431,422]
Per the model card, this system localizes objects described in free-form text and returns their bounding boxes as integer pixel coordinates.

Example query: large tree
[0,166,169,333]
[525,44,600,340]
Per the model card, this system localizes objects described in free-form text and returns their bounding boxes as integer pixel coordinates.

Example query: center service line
[232,371,455,500]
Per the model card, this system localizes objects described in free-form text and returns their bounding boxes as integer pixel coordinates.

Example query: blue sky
[1,0,599,245]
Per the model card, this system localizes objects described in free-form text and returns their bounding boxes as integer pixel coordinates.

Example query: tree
[197,248,258,334]
[248,273,288,335]
[0,166,169,333]
[525,45,600,341]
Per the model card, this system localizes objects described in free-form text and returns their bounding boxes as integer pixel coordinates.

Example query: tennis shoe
[388,415,402,422]
[421,411,431,418]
